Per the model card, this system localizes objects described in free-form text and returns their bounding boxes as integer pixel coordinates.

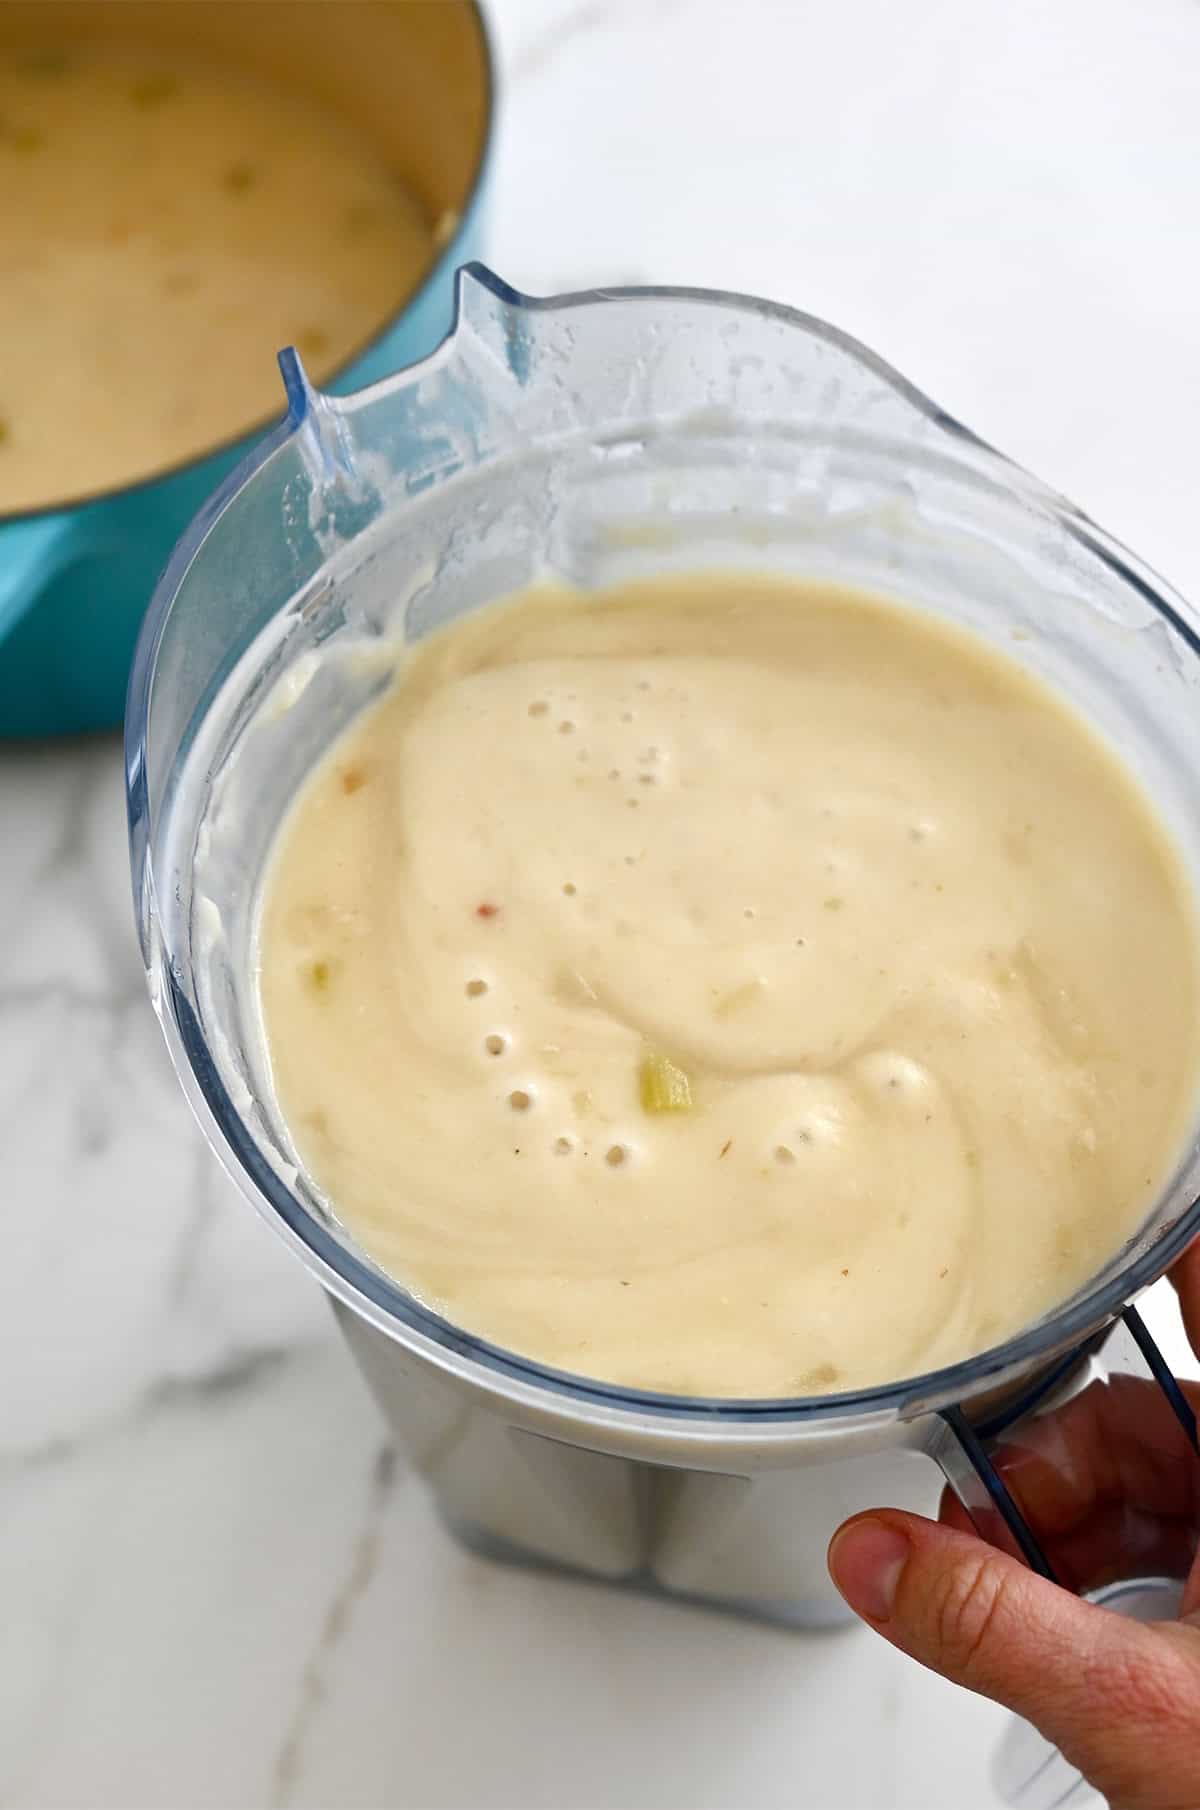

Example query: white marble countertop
[5,1,1200,1804]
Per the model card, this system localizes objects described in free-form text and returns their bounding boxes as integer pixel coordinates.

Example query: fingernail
[828,1517,912,1622]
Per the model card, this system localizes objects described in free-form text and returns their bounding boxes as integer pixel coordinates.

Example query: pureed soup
[256,574,1200,1398]
[0,40,439,513]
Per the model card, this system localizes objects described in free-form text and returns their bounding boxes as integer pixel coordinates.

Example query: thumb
[828,1510,1200,1810]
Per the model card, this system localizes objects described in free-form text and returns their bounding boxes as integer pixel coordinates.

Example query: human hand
[828,1243,1200,1810]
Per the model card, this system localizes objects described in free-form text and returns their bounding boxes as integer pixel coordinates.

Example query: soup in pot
[0,39,442,511]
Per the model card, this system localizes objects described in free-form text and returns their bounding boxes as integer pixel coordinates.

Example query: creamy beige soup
[0,41,437,512]
[257,575,1200,1397]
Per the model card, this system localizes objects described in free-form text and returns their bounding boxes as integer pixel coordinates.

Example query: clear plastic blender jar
[127,267,1200,1662]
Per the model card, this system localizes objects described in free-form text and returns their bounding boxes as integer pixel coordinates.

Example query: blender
[127,268,1200,1790]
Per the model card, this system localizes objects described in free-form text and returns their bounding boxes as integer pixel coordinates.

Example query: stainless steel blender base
[336,1300,940,1629]
[440,1512,858,1631]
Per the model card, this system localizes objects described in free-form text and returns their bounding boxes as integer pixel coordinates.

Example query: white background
[3,1,1199,1805]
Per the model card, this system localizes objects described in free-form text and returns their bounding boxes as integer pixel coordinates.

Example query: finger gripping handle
[933,1308,1200,1808]
[934,1307,1200,1593]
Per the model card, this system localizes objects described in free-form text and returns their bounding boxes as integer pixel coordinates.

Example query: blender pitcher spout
[446,260,997,467]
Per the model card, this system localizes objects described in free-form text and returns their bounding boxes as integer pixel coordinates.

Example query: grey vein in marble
[0,1343,310,1482]
[271,1445,400,1809]
[508,0,614,85]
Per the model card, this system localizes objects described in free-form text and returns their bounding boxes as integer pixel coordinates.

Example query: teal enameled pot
[0,0,493,738]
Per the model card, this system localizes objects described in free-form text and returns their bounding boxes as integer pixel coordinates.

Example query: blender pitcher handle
[928,1306,1200,1808]
[930,1305,1199,1588]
